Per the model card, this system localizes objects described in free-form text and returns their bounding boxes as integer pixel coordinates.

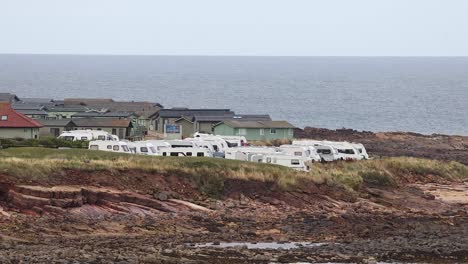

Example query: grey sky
[1,0,467,56]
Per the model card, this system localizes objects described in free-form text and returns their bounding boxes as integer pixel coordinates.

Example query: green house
[213,120,295,141]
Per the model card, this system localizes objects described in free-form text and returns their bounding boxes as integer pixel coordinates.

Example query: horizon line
[1,53,468,58]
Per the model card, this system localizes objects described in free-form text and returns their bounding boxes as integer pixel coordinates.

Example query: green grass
[0,148,467,196]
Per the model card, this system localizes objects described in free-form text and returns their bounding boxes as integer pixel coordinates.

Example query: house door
[118,128,125,139]
[50,128,60,137]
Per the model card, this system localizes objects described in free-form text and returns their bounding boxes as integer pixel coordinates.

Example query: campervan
[159,147,212,157]
[128,142,158,156]
[88,141,131,154]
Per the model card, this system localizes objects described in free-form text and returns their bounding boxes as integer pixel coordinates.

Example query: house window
[1,115,7,121]
[112,129,117,135]
[270,128,277,134]
[260,129,264,135]
[288,129,293,136]
[238,128,247,136]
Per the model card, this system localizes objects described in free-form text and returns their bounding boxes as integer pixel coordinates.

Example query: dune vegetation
[0,147,467,196]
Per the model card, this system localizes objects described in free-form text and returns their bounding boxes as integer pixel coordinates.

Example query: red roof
[0,103,43,128]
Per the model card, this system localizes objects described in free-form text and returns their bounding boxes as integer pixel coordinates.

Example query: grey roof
[47,106,89,112]
[194,114,272,122]
[64,99,162,113]
[12,103,46,110]
[158,108,234,118]
[20,98,54,104]
[215,120,296,129]
[72,118,133,128]
[0,93,20,103]
[16,109,48,116]
[38,119,77,127]
[71,111,138,118]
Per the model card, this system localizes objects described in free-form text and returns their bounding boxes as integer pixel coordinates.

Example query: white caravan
[128,142,158,156]
[224,147,279,160]
[145,140,171,152]
[350,143,369,160]
[159,147,212,157]
[59,130,118,141]
[279,145,321,162]
[251,153,310,171]
[88,141,131,154]
[312,144,341,162]
[327,142,363,161]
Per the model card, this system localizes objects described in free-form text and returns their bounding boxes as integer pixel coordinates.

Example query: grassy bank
[0,148,467,196]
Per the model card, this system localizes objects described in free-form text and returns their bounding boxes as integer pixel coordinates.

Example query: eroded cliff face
[295,127,468,164]
[0,168,467,263]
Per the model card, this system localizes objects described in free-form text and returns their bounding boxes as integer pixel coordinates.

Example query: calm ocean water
[0,55,467,135]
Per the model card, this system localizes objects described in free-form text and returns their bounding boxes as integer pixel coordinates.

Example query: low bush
[0,138,87,149]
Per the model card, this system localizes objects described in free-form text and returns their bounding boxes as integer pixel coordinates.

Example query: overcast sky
[1,0,467,56]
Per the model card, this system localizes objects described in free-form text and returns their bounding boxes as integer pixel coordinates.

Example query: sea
[0,54,467,135]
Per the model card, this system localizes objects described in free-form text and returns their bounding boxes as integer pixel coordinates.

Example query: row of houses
[0,93,296,141]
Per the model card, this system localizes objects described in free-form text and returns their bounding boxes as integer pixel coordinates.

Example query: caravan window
[162,152,167,156]
[81,136,88,140]
[266,157,272,163]
[122,146,129,152]
[107,145,112,149]
[97,135,106,140]
[291,159,300,165]
[89,145,99,150]
[170,152,179,156]
[149,147,157,153]
[140,147,148,153]
[317,149,331,154]
[113,145,120,151]
[338,149,355,155]
[213,145,219,151]
[186,152,192,156]
[358,148,363,153]
[197,152,204,157]
[294,151,302,156]
[63,136,75,141]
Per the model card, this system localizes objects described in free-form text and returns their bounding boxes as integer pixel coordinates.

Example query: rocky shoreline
[295,127,468,165]
[1,172,467,263]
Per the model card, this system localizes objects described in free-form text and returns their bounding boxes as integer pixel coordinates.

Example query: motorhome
[128,142,158,156]
[279,145,321,162]
[251,153,310,171]
[159,147,212,157]
[88,141,131,154]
